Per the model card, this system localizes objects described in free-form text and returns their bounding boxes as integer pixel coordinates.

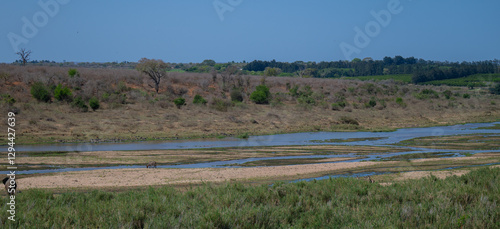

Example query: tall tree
[136,58,170,94]
[16,48,32,66]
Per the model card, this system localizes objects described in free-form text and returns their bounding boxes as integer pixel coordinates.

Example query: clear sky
[1,0,499,63]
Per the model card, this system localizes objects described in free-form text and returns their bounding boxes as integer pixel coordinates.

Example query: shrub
[193,94,207,105]
[415,89,439,100]
[395,97,407,108]
[297,96,316,105]
[230,88,244,102]
[489,84,500,95]
[462,93,470,99]
[30,82,51,102]
[1,94,15,106]
[72,96,88,112]
[366,98,377,108]
[331,101,347,111]
[174,98,186,109]
[339,116,359,125]
[68,68,78,77]
[89,97,100,111]
[237,132,249,139]
[211,98,232,112]
[443,90,452,99]
[250,85,270,104]
[54,84,72,102]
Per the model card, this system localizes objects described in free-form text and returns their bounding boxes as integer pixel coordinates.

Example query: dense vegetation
[18,57,500,85]
[2,167,498,228]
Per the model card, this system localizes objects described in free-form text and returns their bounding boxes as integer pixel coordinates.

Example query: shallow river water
[7,122,500,176]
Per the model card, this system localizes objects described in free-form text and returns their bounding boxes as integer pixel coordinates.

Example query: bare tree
[16,48,32,66]
[136,58,170,94]
[221,65,238,92]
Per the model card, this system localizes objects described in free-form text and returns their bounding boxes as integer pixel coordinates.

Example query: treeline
[243,57,499,82]
[411,62,497,83]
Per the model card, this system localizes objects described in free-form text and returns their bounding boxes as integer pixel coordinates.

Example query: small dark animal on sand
[3,177,16,196]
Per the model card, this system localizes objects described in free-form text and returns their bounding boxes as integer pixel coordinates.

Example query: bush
[250,85,270,104]
[332,101,347,111]
[339,116,359,125]
[489,84,500,95]
[1,94,15,106]
[230,88,244,102]
[366,98,377,108]
[211,98,232,112]
[72,96,88,112]
[54,84,72,102]
[68,68,78,77]
[174,98,186,109]
[415,89,439,100]
[193,94,207,105]
[462,93,470,99]
[30,82,51,102]
[89,97,100,111]
[443,90,452,99]
[395,97,407,108]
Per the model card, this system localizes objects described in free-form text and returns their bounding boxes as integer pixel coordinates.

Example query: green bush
[68,68,78,77]
[489,84,500,95]
[72,96,88,112]
[250,85,270,104]
[53,84,72,102]
[230,88,244,102]
[395,97,407,108]
[193,94,207,105]
[332,101,347,111]
[366,98,377,108]
[462,93,470,99]
[415,89,440,100]
[443,90,452,99]
[30,82,51,102]
[1,94,15,106]
[174,97,186,109]
[89,97,100,111]
[237,132,249,139]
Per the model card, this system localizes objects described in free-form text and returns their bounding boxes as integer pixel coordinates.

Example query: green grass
[379,152,456,161]
[310,137,386,143]
[425,73,500,87]
[2,167,499,228]
[476,124,500,130]
[343,74,412,83]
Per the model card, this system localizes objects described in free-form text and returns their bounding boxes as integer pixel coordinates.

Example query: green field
[3,167,499,228]
[343,74,412,83]
[425,73,500,87]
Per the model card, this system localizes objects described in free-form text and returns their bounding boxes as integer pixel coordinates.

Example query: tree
[221,65,238,92]
[136,58,169,94]
[16,48,32,66]
[264,67,282,76]
[201,59,216,66]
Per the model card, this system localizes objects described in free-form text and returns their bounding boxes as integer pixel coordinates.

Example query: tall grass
[2,167,499,228]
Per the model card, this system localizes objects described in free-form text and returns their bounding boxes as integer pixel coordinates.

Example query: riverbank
[1,66,498,145]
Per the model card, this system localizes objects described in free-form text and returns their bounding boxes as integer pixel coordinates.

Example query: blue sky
[1,0,499,63]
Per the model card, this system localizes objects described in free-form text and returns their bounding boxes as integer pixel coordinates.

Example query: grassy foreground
[2,167,499,228]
